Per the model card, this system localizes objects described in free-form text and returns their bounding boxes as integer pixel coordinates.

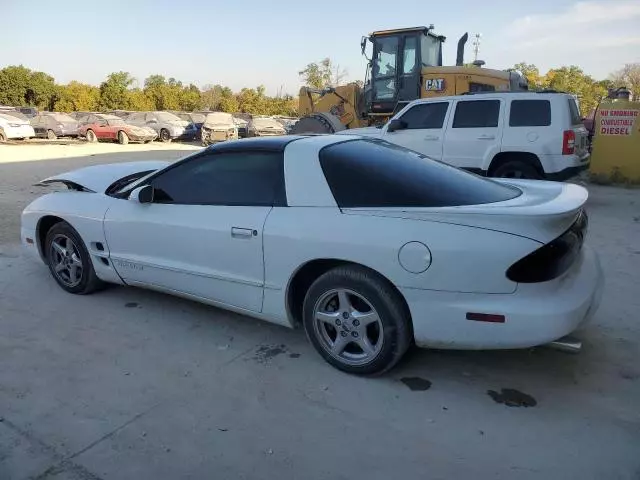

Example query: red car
[78,114,157,144]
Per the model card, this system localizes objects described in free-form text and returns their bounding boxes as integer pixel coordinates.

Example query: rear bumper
[546,163,590,181]
[4,125,35,139]
[403,246,604,350]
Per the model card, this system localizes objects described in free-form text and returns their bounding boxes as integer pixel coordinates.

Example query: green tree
[179,84,202,111]
[54,81,100,112]
[99,71,134,110]
[543,66,606,115]
[128,88,155,111]
[610,63,640,100]
[0,65,57,108]
[299,58,333,89]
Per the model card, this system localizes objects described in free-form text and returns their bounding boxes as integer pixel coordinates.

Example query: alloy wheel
[312,288,384,366]
[49,234,83,288]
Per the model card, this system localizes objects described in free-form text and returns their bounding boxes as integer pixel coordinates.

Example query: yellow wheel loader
[292,26,528,134]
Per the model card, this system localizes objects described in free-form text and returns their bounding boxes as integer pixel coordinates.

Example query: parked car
[0,112,35,142]
[126,111,196,142]
[78,114,157,144]
[22,135,603,374]
[201,112,238,146]
[247,116,286,137]
[31,113,80,139]
[342,92,590,181]
[174,112,206,140]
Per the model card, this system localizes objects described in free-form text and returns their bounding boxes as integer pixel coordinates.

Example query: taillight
[562,130,576,155]
[507,211,587,283]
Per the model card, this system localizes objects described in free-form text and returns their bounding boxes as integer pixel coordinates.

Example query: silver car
[30,113,80,139]
[126,111,196,142]
[201,112,238,146]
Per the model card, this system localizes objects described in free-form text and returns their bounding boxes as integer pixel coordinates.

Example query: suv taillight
[507,211,587,283]
[563,130,576,155]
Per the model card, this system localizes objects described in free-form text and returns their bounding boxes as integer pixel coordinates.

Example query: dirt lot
[1,142,639,479]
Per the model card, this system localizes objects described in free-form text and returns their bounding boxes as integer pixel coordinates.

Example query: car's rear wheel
[303,265,412,375]
[47,129,57,140]
[159,128,171,143]
[45,222,103,294]
[493,160,542,180]
[0,130,6,143]
[118,130,129,145]
[86,129,97,143]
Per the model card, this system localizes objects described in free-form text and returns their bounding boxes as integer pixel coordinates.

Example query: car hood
[203,121,235,129]
[35,161,170,193]
[343,180,588,243]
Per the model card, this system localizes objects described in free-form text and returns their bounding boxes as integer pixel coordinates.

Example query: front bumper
[403,246,604,350]
[202,128,238,144]
[129,132,158,142]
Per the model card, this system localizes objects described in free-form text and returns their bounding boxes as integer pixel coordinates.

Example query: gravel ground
[0,143,639,479]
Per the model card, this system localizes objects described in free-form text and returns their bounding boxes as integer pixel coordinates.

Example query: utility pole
[472,33,482,62]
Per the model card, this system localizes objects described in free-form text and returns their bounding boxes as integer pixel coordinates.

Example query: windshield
[156,112,182,122]
[52,113,77,123]
[252,117,282,128]
[106,117,126,126]
[191,113,206,123]
[3,111,28,121]
[372,36,399,101]
[205,112,234,124]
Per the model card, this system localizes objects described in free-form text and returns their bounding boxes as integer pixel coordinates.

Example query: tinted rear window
[320,139,521,208]
[568,98,582,125]
[509,100,551,126]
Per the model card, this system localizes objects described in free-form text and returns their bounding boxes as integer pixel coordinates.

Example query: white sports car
[21,135,604,374]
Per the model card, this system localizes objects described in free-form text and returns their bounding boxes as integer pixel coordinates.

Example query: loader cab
[365,26,445,116]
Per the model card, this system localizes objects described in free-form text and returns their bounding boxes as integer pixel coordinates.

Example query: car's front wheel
[45,222,103,294]
[159,128,171,143]
[303,265,412,375]
[47,129,57,140]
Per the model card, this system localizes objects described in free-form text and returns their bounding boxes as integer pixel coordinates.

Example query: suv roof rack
[461,89,567,95]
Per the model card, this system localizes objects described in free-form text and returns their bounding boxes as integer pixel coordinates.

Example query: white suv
[343,92,590,180]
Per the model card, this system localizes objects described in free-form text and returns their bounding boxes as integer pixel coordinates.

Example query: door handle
[231,227,256,238]
[424,135,439,141]
[477,135,495,140]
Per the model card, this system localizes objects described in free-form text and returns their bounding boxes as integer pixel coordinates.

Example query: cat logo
[425,78,446,92]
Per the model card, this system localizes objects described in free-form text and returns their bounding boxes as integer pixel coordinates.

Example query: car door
[30,116,43,137]
[383,101,450,159]
[103,150,286,313]
[92,117,111,140]
[441,98,504,171]
[145,113,161,134]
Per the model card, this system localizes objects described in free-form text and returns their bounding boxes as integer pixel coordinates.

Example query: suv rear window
[320,139,520,208]
[509,100,551,127]
[452,100,500,128]
[568,98,582,125]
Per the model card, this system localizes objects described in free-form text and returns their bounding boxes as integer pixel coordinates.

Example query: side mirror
[129,185,154,204]
[387,119,407,133]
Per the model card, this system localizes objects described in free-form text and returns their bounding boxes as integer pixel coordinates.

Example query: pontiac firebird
[21,135,604,374]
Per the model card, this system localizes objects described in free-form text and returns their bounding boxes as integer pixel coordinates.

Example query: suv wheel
[493,160,542,180]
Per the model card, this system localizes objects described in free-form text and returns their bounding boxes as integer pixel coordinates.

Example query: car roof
[409,91,571,105]
[206,135,309,152]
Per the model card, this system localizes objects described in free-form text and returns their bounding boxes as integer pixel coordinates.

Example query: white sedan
[21,135,604,374]
[0,112,36,142]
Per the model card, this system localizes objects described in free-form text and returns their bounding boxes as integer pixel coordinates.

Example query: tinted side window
[150,151,286,206]
[452,100,500,128]
[320,139,520,208]
[509,100,551,127]
[398,102,448,129]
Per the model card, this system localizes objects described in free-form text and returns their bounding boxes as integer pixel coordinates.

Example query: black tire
[159,128,171,143]
[117,130,129,145]
[86,129,98,143]
[144,140,153,144]
[302,265,412,375]
[0,130,6,143]
[492,160,542,180]
[47,129,57,140]
[45,222,104,294]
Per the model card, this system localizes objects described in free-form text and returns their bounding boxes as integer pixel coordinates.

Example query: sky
[2,0,639,95]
